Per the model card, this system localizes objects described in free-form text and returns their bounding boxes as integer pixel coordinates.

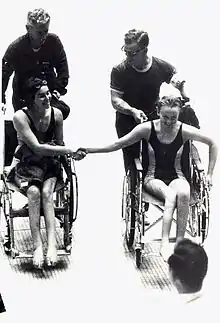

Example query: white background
[1,0,220,321]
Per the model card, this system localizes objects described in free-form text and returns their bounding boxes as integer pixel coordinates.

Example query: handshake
[72,148,88,161]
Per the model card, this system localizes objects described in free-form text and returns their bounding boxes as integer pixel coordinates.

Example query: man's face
[27,22,49,48]
[123,41,147,68]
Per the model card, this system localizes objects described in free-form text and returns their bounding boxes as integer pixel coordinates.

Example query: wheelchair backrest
[4,120,18,167]
[181,140,191,183]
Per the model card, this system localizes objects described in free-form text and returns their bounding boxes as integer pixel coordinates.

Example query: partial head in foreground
[168,239,208,294]
[26,8,50,48]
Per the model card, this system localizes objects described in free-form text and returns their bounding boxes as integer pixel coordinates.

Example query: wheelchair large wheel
[122,167,136,249]
[56,157,78,252]
[188,188,210,245]
[200,186,210,243]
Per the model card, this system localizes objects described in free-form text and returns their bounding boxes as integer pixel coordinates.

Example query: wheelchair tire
[123,167,136,249]
[55,157,78,252]
[63,158,78,251]
[188,188,210,245]
[201,187,210,243]
[135,248,142,268]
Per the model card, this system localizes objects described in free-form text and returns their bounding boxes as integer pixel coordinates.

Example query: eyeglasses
[34,79,47,89]
[121,45,145,57]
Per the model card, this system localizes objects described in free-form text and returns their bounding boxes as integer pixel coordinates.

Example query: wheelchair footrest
[9,206,68,218]
[9,248,71,259]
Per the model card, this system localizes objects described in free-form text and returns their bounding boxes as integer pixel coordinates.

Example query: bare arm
[111,90,147,122]
[54,108,64,145]
[111,89,135,116]
[86,122,150,154]
[13,111,73,156]
[183,125,218,176]
[170,74,189,100]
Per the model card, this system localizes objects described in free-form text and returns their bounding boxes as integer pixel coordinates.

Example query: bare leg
[26,185,43,269]
[144,178,176,261]
[42,177,57,266]
[169,178,190,244]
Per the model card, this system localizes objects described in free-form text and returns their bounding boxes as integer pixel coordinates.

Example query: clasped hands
[72,148,88,161]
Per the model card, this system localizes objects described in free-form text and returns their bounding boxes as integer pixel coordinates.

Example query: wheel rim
[201,187,210,241]
[123,170,136,248]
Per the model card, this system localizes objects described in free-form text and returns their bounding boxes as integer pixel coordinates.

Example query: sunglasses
[34,79,48,89]
[121,45,145,57]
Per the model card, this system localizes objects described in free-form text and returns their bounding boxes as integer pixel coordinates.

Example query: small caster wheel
[3,241,11,255]
[11,248,19,258]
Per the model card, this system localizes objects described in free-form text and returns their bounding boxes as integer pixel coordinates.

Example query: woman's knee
[41,186,53,203]
[27,185,41,202]
[165,189,177,207]
[176,182,190,202]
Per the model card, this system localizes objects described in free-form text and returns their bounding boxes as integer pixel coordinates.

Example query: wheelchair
[0,114,78,260]
[122,139,210,268]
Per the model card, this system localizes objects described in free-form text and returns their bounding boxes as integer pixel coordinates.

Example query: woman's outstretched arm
[85,122,150,154]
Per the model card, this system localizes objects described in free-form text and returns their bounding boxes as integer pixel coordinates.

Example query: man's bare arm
[111,89,135,115]
[170,74,189,100]
[111,89,147,123]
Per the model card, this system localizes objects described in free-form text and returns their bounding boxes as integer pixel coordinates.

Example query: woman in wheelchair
[77,95,218,260]
[8,77,80,269]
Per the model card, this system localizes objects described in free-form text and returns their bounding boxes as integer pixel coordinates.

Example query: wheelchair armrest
[134,158,143,172]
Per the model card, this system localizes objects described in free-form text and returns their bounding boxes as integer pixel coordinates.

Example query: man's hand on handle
[1,103,6,114]
[131,108,148,124]
[52,90,61,100]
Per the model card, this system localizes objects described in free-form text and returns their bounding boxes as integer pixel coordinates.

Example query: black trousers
[12,91,70,120]
[115,112,158,177]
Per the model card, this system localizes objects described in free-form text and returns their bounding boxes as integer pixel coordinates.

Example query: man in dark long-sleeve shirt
[2,8,70,119]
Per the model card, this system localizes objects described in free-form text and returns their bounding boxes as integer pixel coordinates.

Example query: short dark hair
[124,29,149,49]
[24,77,48,107]
[168,239,208,293]
[157,95,184,111]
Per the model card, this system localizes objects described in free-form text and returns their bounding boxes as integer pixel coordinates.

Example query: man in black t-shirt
[2,8,70,119]
[110,29,199,172]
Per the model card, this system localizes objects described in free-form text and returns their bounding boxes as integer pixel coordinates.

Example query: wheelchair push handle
[1,103,6,115]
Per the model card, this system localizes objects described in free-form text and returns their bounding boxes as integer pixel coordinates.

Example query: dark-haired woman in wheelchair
[8,77,84,269]
[77,96,218,261]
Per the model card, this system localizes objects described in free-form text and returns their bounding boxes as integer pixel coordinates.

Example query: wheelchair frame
[0,114,79,260]
[122,140,210,268]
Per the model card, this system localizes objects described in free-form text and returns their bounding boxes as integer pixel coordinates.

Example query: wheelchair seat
[142,186,199,209]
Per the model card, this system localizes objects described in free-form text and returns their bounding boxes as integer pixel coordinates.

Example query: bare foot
[160,241,173,262]
[33,246,44,269]
[46,246,57,267]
